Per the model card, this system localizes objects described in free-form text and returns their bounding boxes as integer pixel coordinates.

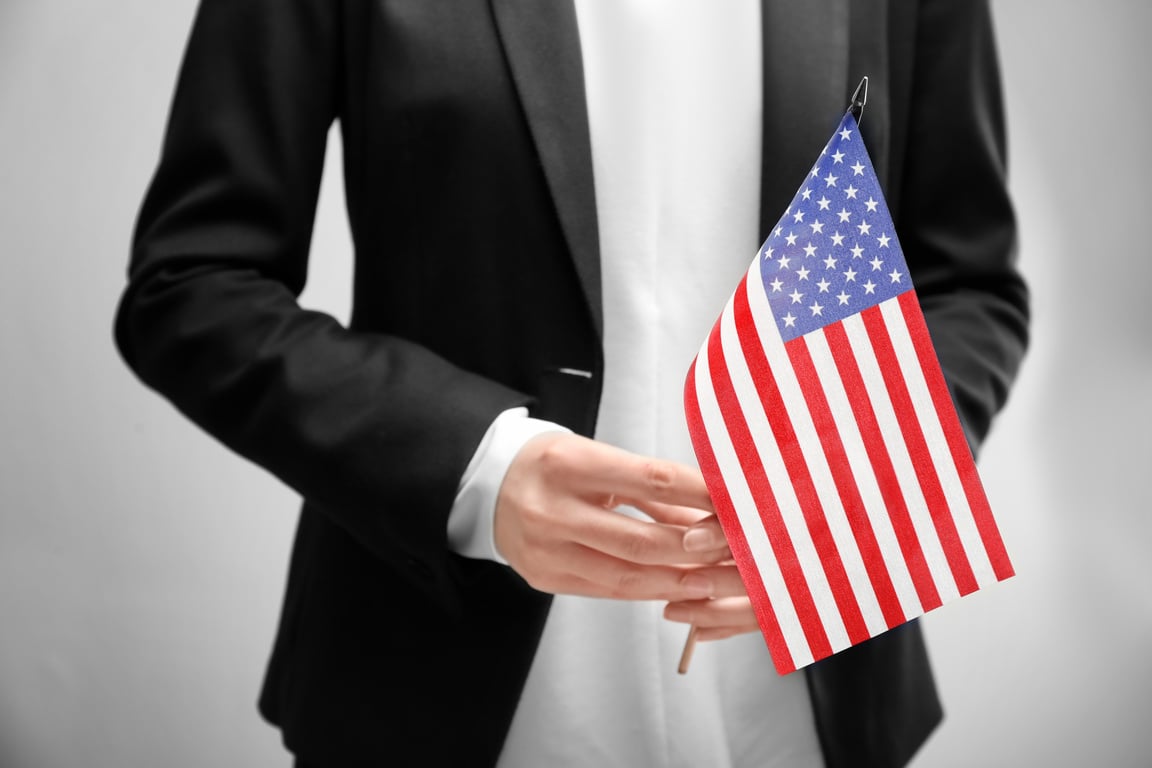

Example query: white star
[851,161,865,176]
[825,172,839,188]
[785,231,798,246]
[838,208,852,223]
[845,184,859,199]
[889,269,904,283]
[843,267,857,282]
[817,196,831,211]
[870,256,884,271]
[793,210,805,223]
[777,255,792,269]
[863,280,877,294]
[823,255,837,269]
[877,234,891,248]
[837,291,851,305]
[769,277,784,292]
[851,244,865,259]
[832,150,845,164]
[789,290,804,304]
[810,220,824,234]
[802,187,812,201]
[783,313,797,327]
[817,278,831,293]
[774,225,783,238]
[865,197,879,213]
[839,127,853,140]
[831,232,845,246]
[803,243,818,258]
[796,267,811,281]
[762,246,775,260]
[811,166,820,179]
[857,221,872,235]
[809,301,824,317]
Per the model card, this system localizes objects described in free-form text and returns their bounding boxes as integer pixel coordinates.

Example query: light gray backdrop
[1,1,1149,765]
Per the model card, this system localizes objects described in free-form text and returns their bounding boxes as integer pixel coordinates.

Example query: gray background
[1,1,1149,765]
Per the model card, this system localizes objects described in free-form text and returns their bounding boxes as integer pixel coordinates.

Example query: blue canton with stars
[758,112,911,343]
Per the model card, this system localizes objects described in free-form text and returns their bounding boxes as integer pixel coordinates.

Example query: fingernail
[682,573,714,599]
[683,527,721,552]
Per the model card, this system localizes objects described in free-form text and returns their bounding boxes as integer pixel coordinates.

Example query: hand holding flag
[683,97,1013,675]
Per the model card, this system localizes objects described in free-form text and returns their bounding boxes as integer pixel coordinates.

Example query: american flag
[684,111,1014,675]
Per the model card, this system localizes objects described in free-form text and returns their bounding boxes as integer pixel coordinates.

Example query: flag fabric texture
[684,110,1013,675]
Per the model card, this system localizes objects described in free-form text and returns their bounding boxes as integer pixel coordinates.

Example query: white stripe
[720,283,852,653]
[743,271,889,638]
[842,309,961,602]
[804,330,924,620]
[879,300,998,587]
[693,331,813,668]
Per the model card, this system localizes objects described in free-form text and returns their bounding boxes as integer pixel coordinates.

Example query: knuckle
[608,568,643,600]
[621,529,656,562]
[643,460,675,494]
[535,436,576,477]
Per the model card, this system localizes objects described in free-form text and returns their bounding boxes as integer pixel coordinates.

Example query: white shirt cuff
[447,407,571,563]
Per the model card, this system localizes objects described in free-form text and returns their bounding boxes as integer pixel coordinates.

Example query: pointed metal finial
[849,76,869,124]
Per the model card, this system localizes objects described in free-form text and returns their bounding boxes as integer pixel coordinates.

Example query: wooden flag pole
[677,625,699,674]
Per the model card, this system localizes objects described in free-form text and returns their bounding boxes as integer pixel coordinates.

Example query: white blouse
[451,2,825,765]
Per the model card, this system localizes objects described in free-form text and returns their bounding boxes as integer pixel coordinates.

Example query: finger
[694,626,753,642]
[679,516,732,559]
[629,499,713,527]
[663,597,757,629]
[664,596,761,641]
[565,505,729,566]
[680,564,747,598]
[549,438,714,512]
[521,544,719,602]
[622,502,730,561]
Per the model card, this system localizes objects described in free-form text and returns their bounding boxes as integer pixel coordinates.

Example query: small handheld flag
[683,96,1013,675]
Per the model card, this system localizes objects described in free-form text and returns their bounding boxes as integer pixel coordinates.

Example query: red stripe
[861,304,979,596]
[787,335,907,629]
[732,285,870,647]
[685,357,797,674]
[705,306,834,661]
[898,292,1014,581]
[823,321,942,611]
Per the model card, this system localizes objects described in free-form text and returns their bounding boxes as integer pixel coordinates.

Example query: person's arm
[115,0,529,569]
[118,0,738,606]
[893,0,1030,449]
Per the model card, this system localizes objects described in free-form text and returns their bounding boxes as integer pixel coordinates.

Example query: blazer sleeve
[896,0,1030,449]
[114,0,531,564]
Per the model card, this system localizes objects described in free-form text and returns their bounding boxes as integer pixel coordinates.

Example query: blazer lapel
[490,0,602,339]
[759,0,851,236]
[489,0,852,331]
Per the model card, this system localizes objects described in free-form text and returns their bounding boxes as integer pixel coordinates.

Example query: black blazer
[115,1,1029,765]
